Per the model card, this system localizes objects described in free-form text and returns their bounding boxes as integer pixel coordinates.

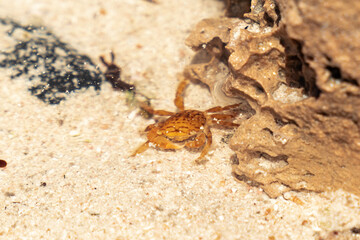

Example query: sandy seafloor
[0,0,359,239]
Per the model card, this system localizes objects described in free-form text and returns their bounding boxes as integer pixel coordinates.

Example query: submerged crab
[100,52,136,91]
[131,78,243,162]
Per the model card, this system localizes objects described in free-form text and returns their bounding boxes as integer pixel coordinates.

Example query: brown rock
[277,0,360,86]
[183,0,360,197]
[225,0,251,18]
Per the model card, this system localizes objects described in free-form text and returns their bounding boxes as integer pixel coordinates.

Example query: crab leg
[150,135,185,150]
[195,127,212,163]
[99,51,115,67]
[210,113,238,120]
[131,135,184,157]
[139,102,174,116]
[211,120,239,127]
[131,141,150,157]
[174,76,190,111]
[205,103,243,113]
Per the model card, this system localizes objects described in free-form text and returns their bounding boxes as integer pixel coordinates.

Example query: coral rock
[184,0,360,197]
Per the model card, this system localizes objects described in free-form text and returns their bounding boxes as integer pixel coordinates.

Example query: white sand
[0,0,359,239]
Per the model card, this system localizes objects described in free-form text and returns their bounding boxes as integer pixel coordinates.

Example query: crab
[131,77,243,162]
[100,52,136,91]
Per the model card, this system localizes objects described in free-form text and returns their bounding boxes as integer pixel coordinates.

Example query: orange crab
[131,77,243,162]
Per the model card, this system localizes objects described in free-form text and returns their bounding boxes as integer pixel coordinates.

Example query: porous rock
[183,0,360,197]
